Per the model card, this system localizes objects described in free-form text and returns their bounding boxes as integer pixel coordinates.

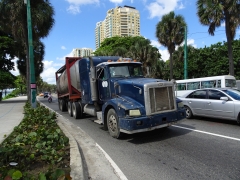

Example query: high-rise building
[72,48,93,57]
[95,5,140,49]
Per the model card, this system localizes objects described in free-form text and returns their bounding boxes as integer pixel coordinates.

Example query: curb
[38,100,85,180]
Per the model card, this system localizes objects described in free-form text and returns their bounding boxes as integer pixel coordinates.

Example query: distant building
[72,48,93,57]
[95,5,140,49]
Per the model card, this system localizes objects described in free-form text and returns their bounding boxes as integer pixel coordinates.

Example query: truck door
[97,67,110,102]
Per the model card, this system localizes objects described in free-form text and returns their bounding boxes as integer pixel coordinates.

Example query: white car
[178,88,240,124]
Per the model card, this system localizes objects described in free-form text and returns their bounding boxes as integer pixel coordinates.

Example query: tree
[156,11,187,80]
[0,30,16,72]
[0,70,16,90]
[14,75,27,95]
[196,0,240,76]
[0,0,55,100]
[95,36,161,76]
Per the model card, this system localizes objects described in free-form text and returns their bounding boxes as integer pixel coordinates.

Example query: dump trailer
[55,56,186,138]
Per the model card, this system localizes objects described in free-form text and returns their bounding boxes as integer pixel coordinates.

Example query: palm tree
[0,0,55,99]
[128,38,161,76]
[197,0,240,76]
[17,40,45,78]
[156,11,186,80]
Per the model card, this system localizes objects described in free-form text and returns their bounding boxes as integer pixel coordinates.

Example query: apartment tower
[72,48,93,57]
[95,5,140,49]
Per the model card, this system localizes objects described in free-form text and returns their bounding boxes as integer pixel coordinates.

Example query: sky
[10,0,240,85]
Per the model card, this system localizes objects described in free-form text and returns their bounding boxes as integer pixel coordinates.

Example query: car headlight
[129,109,141,116]
[177,102,184,108]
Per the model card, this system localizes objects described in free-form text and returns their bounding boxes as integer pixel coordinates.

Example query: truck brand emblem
[158,83,163,86]
[102,81,108,87]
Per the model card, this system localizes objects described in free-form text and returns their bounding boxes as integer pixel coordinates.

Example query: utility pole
[24,0,36,108]
[184,26,188,79]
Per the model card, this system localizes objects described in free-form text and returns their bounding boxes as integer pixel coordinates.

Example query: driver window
[97,68,104,79]
[97,68,106,80]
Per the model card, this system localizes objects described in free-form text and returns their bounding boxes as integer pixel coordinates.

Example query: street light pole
[24,0,36,108]
[184,26,188,79]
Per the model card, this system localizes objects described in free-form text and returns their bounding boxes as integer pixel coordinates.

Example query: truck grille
[149,86,175,114]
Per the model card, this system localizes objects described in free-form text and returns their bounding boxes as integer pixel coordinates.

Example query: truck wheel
[59,100,67,112]
[68,102,73,117]
[107,109,122,138]
[72,102,82,119]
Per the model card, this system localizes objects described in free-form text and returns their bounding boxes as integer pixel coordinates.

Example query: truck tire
[107,109,122,139]
[59,99,67,112]
[68,102,73,117]
[72,102,82,119]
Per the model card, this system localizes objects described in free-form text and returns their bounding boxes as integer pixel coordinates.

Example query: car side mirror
[220,97,228,101]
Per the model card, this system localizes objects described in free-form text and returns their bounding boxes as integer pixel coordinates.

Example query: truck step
[94,119,103,125]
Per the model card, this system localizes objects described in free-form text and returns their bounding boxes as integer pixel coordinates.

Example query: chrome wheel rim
[109,115,117,132]
[186,108,190,118]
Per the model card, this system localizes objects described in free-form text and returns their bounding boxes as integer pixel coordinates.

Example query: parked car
[44,92,49,98]
[178,88,240,124]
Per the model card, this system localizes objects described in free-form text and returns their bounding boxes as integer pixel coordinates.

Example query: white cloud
[151,40,161,48]
[146,0,182,19]
[221,22,225,27]
[65,0,99,14]
[187,38,197,48]
[109,0,123,3]
[61,46,66,50]
[9,57,20,76]
[159,49,169,61]
[65,0,99,5]
[67,5,80,14]
[178,2,185,9]
[41,61,64,84]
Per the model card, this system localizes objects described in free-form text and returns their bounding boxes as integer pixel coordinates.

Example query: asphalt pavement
[0,96,122,180]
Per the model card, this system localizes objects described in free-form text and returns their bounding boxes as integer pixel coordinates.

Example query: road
[39,96,240,180]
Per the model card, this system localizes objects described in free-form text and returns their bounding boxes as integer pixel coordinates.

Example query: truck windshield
[109,65,143,78]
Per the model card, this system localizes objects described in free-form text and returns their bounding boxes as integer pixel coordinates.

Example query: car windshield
[222,89,240,100]
[109,65,143,78]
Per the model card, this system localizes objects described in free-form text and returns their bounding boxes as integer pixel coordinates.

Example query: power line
[193,33,226,40]
[187,30,225,36]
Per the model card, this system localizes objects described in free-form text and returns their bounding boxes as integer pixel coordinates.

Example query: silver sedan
[178,88,240,124]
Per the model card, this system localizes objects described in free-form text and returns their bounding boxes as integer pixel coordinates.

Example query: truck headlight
[177,102,184,108]
[129,109,141,116]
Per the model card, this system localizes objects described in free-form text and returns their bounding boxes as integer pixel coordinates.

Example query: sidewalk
[0,96,27,144]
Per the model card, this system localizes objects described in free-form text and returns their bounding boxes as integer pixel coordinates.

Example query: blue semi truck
[55,56,186,138]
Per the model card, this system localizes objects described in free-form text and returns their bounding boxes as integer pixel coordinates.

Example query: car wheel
[237,113,240,125]
[107,109,122,138]
[185,106,193,119]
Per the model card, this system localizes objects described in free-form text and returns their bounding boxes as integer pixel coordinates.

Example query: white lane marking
[96,143,128,180]
[173,125,240,142]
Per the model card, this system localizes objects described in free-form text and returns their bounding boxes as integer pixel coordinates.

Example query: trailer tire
[68,102,73,117]
[59,99,67,112]
[107,109,122,139]
[72,102,82,119]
